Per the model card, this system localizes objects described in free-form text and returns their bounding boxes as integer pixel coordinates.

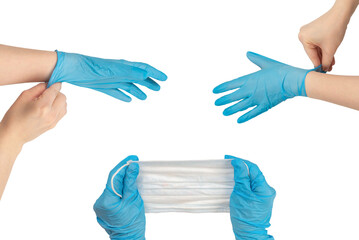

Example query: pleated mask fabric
[111,159,248,213]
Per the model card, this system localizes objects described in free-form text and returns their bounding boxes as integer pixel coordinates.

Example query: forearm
[0,44,57,86]
[0,123,23,200]
[306,71,359,110]
[332,0,359,24]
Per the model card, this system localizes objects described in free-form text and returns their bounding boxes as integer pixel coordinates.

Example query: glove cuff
[48,50,65,88]
[301,65,326,97]
[284,65,322,98]
[294,65,325,97]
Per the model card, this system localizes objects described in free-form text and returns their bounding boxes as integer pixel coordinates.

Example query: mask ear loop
[243,161,250,177]
[226,158,250,176]
[111,160,138,198]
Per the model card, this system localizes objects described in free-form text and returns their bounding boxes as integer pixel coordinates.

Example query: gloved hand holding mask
[226,155,276,240]
[94,155,145,240]
[48,51,167,102]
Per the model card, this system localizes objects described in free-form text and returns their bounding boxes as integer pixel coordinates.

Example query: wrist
[304,71,327,99]
[0,123,24,156]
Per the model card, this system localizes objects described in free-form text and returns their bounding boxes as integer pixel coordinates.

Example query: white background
[0,0,358,239]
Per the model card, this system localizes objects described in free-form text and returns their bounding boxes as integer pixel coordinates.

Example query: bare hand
[0,83,67,148]
[298,7,349,71]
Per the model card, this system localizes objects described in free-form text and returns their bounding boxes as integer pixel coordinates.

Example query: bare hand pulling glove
[299,0,358,71]
[0,44,167,199]
[0,82,66,199]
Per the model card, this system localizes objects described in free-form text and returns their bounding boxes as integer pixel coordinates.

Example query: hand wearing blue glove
[214,52,321,123]
[94,155,145,240]
[226,155,276,240]
[48,51,167,102]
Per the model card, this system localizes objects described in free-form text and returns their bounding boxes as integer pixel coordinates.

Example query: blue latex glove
[226,155,276,240]
[94,155,145,240]
[48,51,167,102]
[213,51,321,123]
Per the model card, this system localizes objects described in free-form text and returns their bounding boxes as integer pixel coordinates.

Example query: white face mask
[111,159,249,213]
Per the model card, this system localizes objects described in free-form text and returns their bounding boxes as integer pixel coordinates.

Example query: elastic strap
[111,160,138,198]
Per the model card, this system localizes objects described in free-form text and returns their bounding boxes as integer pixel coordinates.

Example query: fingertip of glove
[212,86,222,94]
[230,157,242,169]
[214,99,221,106]
[138,93,147,101]
[128,162,138,170]
[152,84,161,91]
[158,72,168,81]
[246,51,256,58]
[223,109,233,116]
[237,117,247,124]
[231,158,250,178]
[127,162,139,176]
[123,97,132,103]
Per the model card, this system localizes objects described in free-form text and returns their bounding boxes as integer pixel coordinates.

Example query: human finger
[91,88,132,102]
[106,155,139,198]
[241,159,276,197]
[120,60,167,81]
[237,105,267,124]
[321,50,335,72]
[226,155,251,193]
[215,90,249,106]
[213,73,254,94]
[303,44,321,67]
[21,83,47,100]
[38,83,62,105]
[116,83,147,100]
[223,98,253,116]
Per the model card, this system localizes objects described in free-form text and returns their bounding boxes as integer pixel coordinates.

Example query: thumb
[242,160,276,197]
[226,155,251,192]
[246,51,280,69]
[123,162,140,199]
[21,83,47,100]
[38,82,62,105]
